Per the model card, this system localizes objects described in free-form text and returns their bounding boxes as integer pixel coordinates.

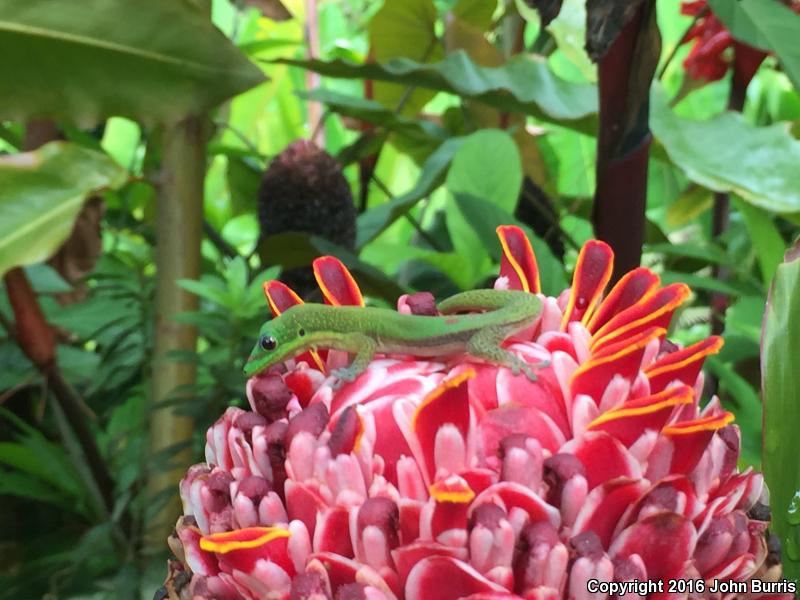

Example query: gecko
[244,289,544,383]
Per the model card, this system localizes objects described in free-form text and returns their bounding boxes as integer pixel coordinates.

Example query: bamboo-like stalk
[145,115,206,547]
[592,1,661,283]
[305,0,324,146]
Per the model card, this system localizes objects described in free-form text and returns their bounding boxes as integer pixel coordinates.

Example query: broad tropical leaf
[298,89,448,143]
[368,0,443,114]
[0,142,126,277]
[0,0,265,123]
[357,136,467,247]
[762,241,800,580]
[708,0,800,91]
[274,50,598,123]
[651,88,800,214]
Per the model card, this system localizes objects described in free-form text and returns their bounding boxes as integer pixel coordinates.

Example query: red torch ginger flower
[680,0,800,86]
[167,227,791,599]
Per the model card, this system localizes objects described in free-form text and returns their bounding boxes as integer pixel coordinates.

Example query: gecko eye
[298,328,306,337]
[259,335,277,351]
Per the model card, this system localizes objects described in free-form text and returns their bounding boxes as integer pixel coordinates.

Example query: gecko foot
[331,367,360,384]
[515,359,550,382]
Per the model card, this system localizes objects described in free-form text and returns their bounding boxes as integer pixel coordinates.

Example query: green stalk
[145,114,207,547]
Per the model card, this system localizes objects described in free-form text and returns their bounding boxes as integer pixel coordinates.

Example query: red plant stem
[592,3,659,284]
[2,268,117,516]
[710,75,747,336]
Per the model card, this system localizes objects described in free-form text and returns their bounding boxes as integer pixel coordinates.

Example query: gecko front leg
[330,333,378,383]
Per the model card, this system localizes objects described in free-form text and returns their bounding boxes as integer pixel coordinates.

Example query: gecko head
[243,311,308,378]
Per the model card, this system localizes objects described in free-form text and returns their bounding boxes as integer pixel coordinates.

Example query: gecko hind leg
[465,327,546,382]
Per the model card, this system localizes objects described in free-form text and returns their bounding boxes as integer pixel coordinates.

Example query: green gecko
[244,289,544,383]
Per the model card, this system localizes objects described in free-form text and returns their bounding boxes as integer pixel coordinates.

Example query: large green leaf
[546,0,596,81]
[762,242,800,579]
[452,193,568,295]
[274,50,598,123]
[368,0,443,114]
[0,0,265,123]
[446,130,523,282]
[357,136,467,247]
[447,129,522,214]
[708,0,800,91]
[298,89,448,143]
[651,88,800,214]
[734,198,786,287]
[0,142,126,277]
[451,0,497,29]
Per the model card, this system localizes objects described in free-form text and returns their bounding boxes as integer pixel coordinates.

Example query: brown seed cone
[258,140,356,298]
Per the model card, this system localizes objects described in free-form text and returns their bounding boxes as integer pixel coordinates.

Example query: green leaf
[447,129,522,214]
[661,271,758,298]
[256,233,408,302]
[733,198,785,287]
[446,130,523,280]
[178,276,230,307]
[646,242,729,266]
[762,242,800,578]
[451,0,497,29]
[24,264,72,293]
[0,142,126,277]
[704,356,761,468]
[452,193,568,295]
[665,185,712,228]
[547,0,596,82]
[227,156,262,218]
[0,0,265,123]
[0,471,71,507]
[708,0,800,91]
[357,136,467,247]
[298,89,448,143]
[368,0,443,114]
[651,87,800,214]
[360,242,473,289]
[274,50,598,123]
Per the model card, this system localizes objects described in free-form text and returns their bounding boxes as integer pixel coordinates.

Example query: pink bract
[167,227,790,600]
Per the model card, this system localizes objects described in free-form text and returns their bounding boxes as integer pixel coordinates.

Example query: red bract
[169,230,791,599]
[680,0,800,85]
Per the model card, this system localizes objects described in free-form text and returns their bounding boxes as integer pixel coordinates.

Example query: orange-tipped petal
[262,281,326,373]
[496,225,540,293]
[591,283,691,351]
[313,256,364,307]
[328,406,366,456]
[413,371,474,483]
[571,433,642,490]
[663,412,735,474]
[572,479,650,548]
[570,327,665,401]
[428,475,474,538]
[561,240,614,330]
[586,385,695,446]
[610,513,697,581]
[430,478,476,504]
[586,267,660,333]
[263,280,304,316]
[200,526,295,575]
[471,481,561,528]
[645,336,723,393]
